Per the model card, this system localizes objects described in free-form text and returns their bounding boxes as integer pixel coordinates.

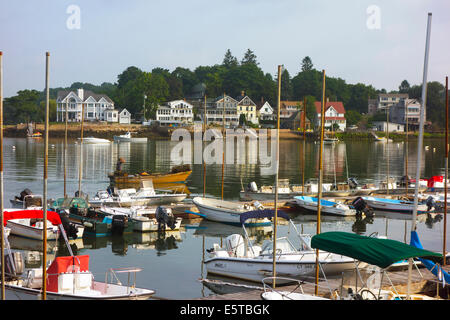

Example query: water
[2,137,449,299]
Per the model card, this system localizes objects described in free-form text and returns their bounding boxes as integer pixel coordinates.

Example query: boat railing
[262,276,334,299]
[105,267,143,294]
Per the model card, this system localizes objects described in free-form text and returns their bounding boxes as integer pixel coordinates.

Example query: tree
[281,69,292,100]
[222,49,238,68]
[304,95,318,130]
[4,90,42,124]
[399,80,410,94]
[345,109,362,126]
[241,49,258,66]
[301,56,313,72]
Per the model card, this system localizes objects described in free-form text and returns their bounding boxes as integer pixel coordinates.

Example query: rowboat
[204,210,357,284]
[293,196,357,216]
[108,170,192,189]
[192,197,272,226]
[361,196,431,214]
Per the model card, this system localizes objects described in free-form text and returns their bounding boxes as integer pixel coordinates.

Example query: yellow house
[235,91,258,124]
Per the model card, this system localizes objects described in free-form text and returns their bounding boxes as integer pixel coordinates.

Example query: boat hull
[362,197,430,214]
[192,197,271,226]
[294,197,356,216]
[6,220,59,241]
[131,217,182,232]
[205,252,355,283]
[109,171,192,189]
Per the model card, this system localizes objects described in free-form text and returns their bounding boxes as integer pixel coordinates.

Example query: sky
[0,0,449,98]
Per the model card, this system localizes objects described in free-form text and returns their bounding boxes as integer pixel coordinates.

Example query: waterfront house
[367,93,408,115]
[156,100,194,126]
[201,94,239,127]
[372,121,405,132]
[104,109,119,123]
[235,91,258,125]
[56,88,116,122]
[388,98,424,131]
[315,101,347,131]
[256,99,275,121]
[280,101,301,119]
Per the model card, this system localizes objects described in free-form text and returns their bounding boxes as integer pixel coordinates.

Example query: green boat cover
[311,231,443,269]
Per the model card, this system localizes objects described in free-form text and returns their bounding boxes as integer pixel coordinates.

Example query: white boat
[261,277,330,300]
[3,254,155,300]
[78,137,111,144]
[192,197,272,226]
[361,196,431,214]
[99,206,182,232]
[204,211,357,283]
[294,196,357,216]
[113,131,147,143]
[89,184,187,208]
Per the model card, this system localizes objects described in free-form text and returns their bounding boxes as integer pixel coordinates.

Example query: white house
[315,101,347,131]
[372,121,405,132]
[104,109,119,123]
[156,100,194,126]
[56,88,116,122]
[119,108,131,124]
[256,100,275,121]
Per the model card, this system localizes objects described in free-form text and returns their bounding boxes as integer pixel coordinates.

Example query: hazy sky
[0,0,449,98]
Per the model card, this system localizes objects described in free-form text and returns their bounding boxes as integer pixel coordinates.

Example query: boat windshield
[260,237,298,255]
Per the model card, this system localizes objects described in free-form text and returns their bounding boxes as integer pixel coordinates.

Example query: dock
[196,265,450,300]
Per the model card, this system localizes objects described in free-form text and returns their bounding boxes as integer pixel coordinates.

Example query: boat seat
[25,269,43,289]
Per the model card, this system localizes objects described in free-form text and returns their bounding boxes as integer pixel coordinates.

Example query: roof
[57,89,114,104]
[280,101,303,109]
[311,231,442,268]
[314,101,345,114]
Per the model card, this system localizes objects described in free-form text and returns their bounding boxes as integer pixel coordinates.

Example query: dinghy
[192,197,272,226]
[78,137,111,144]
[204,210,357,283]
[294,196,357,216]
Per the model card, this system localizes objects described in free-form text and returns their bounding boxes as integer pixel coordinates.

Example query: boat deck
[196,265,450,300]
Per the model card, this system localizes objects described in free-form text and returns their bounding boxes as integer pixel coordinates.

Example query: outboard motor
[155,206,176,232]
[426,196,437,211]
[247,182,258,192]
[347,178,358,189]
[111,215,128,235]
[16,188,33,201]
[352,197,374,217]
[58,211,79,239]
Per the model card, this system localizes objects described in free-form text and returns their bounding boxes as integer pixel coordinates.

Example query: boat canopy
[311,231,442,269]
[3,209,62,226]
[240,209,290,225]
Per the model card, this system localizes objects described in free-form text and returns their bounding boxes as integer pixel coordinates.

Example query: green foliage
[304,95,317,130]
[345,109,362,126]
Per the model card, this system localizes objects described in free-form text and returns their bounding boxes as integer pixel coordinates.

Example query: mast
[221,92,225,200]
[386,104,390,195]
[444,76,448,265]
[405,98,409,196]
[302,96,306,195]
[315,70,326,295]
[203,94,207,197]
[0,51,4,300]
[78,102,85,195]
[272,65,282,288]
[64,100,68,197]
[407,12,432,299]
[42,52,50,300]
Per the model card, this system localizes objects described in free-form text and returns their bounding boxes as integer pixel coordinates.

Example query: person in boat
[115,157,126,175]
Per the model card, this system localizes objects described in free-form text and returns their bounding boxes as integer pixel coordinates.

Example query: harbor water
[3,136,449,299]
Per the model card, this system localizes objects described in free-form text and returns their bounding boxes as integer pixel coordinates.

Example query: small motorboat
[10,189,42,209]
[113,131,147,143]
[361,196,431,214]
[204,210,357,283]
[294,196,357,216]
[192,197,272,226]
[78,137,111,144]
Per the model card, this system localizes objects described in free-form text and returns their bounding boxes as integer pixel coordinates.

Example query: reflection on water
[3,137,450,299]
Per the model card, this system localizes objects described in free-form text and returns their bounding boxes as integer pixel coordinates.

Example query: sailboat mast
[64,101,68,197]
[407,12,432,299]
[0,51,5,300]
[203,94,207,198]
[315,70,326,295]
[78,102,85,194]
[42,52,50,300]
[302,96,306,195]
[272,65,282,288]
[444,76,448,265]
[221,92,225,200]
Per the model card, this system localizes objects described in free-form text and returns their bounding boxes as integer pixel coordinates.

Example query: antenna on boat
[315,69,326,296]
[407,12,432,299]
[272,65,282,288]
[42,52,50,300]
[444,76,448,265]
[0,51,5,300]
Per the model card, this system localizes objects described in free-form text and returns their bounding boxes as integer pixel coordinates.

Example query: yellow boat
[108,170,192,189]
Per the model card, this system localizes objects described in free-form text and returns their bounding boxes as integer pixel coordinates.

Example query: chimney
[77,88,84,101]
[326,97,329,103]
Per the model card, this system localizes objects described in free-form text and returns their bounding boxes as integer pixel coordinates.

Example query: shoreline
[4,123,445,141]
